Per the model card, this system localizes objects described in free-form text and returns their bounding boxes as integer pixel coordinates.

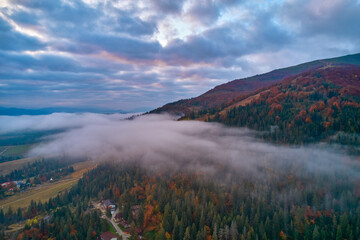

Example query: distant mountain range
[152,53,360,144]
[151,53,360,115]
[0,107,129,116]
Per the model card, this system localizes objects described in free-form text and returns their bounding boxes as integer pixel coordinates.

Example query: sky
[0,0,359,112]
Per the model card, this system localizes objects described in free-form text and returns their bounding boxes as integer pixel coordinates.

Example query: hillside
[192,64,360,144]
[151,53,360,115]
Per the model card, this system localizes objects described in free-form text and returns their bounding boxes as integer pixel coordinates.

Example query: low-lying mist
[2,112,357,181]
[0,112,135,134]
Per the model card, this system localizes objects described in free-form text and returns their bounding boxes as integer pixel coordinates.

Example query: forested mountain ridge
[151,53,360,115]
[189,64,360,144]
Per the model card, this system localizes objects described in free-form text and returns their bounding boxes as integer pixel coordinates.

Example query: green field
[1,144,33,157]
[0,146,7,153]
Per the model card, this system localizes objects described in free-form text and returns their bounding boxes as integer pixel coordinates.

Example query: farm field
[0,144,33,157]
[0,157,39,176]
[0,160,96,211]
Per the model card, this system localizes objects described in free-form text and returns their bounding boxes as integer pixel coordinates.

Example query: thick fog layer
[0,112,135,134]
[3,113,354,178]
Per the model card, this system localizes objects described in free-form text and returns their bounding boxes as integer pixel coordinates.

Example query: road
[109,209,130,240]
[0,146,9,155]
[93,202,130,240]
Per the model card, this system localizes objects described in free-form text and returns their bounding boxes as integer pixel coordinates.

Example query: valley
[0,54,359,240]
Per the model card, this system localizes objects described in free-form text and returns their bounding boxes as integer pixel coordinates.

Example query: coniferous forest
[2,160,360,240]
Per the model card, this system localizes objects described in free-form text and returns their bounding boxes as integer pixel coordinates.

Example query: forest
[1,159,359,240]
[190,65,360,146]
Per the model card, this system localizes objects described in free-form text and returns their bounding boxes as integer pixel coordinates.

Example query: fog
[0,112,135,134]
[1,112,357,179]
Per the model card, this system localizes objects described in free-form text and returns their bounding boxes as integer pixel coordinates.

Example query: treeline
[10,162,358,240]
[207,102,360,144]
[0,155,22,163]
[0,159,74,183]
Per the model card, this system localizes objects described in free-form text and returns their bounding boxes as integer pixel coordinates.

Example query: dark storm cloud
[0,0,359,111]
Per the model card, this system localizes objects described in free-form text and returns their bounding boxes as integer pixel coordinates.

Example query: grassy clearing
[109,223,117,234]
[0,161,96,212]
[1,144,33,157]
[0,157,40,176]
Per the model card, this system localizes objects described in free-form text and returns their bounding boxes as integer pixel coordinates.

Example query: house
[115,212,123,220]
[100,232,118,240]
[1,182,13,188]
[115,212,130,228]
[103,199,116,211]
[1,181,25,189]
[118,218,130,228]
[14,180,25,188]
[124,226,142,236]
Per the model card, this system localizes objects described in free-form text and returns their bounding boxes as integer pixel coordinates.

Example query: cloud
[0,112,134,134]
[0,0,359,111]
[3,113,353,180]
[0,17,45,51]
[185,0,222,25]
[280,0,360,38]
[115,13,157,36]
[150,0,186,14]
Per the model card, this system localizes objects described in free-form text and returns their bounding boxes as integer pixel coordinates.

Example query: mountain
[151,53,360,115]
[190,64,360,144]
[0,107,129,116]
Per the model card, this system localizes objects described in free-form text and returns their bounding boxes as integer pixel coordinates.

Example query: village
[1,179,35,198]
[0,176,60,199]
[0,160,75,200]
[95,199,142,240]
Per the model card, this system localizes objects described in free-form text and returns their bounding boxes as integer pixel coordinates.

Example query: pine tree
[336,225,342,240]
[212,225,218,240]
[183,227,191,240]
[163,204,173,233]
[312,226,320,240]
[230,221,238,240]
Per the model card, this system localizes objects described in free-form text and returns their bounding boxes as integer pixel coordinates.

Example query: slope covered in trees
[151,53,360,115]
[5,161,360,240]
[187,65,360,145]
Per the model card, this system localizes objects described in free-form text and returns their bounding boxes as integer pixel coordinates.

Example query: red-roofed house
[100,231,118,240]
